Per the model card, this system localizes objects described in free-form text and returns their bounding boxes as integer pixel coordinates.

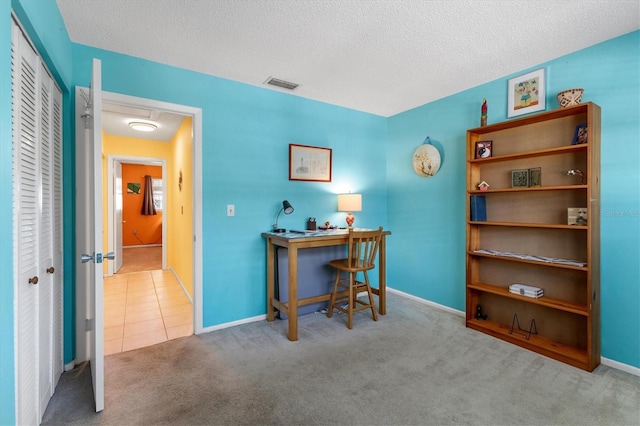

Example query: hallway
[104,269,193,355]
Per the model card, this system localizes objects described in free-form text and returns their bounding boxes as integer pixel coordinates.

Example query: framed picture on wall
[507,68,546,118]
[127,182,141,194]
[289,144,332,182]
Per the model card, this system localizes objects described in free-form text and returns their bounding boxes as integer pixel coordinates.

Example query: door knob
[28,276,38,285]
[105,252,115,260]
[47,267,55,274]
[81,253,94,263]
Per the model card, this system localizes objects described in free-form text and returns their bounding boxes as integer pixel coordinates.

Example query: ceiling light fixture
[129,121,157,132]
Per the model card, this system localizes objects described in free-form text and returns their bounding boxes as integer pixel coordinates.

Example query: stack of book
[509,284,543,298]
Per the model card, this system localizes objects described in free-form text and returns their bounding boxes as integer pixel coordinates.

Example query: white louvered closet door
[12,17,64,425]
[13,20,40,426]
[51,75,64,392]
[38,60,55,416]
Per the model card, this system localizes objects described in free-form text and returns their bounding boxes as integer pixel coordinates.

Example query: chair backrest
[346,227,384,270]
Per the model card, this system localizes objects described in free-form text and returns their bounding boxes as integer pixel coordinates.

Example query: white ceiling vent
[264,77,299,91]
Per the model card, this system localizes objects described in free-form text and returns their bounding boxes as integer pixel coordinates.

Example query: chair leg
[347,272,354,329]
[327,270,341,318]
[364,271,378,321]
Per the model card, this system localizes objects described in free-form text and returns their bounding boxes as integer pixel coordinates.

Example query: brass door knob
[28,276,39,285]
[47,267,55,274]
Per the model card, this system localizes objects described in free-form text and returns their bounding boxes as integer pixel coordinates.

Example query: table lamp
[337,193,362,228]
[273,200,294,233]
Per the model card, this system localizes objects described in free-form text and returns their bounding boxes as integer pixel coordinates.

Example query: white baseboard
[386,286,465,317]
[64,360,75,372]
[601,357,640,377]
[167,267,193,304]
[198,314,266,335]
[386,287,639,376]
[124,244,161,249]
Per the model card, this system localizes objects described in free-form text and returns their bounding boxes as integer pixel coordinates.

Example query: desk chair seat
[327,227,383,329]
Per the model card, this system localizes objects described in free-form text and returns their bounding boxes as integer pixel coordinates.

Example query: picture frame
[289,143,332,182]
[507,68,546,118]
[529,167,541,187]
[127,182,141,194]
[568,207,588,226]
[511,169,530,188]
[572,123,588,145]
[475,140,493,159]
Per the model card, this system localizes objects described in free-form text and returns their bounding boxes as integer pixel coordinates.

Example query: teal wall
[0,0,637,422]
[0,1,15,422]
[70,45,389,326]
[387,31,640,368]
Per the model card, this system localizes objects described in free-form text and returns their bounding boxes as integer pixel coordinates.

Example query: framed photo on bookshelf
[572,123,588,145]
[511,169,529,188]
[529,167,541,187]
[475,140,493,159]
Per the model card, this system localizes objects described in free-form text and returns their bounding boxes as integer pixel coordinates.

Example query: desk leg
[379,235,387,315]
[266,238,275,322]
[288,245,299,341]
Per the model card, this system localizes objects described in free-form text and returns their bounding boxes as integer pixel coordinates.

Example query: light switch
[227,204,235,216]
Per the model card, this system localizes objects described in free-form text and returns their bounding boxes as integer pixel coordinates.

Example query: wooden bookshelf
[466,103,600,371]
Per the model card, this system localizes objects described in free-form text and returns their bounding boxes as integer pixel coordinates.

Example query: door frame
[106,156,167,276]
[75,89,204,365]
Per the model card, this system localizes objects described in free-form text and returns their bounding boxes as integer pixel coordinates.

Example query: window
[152,178,163,211]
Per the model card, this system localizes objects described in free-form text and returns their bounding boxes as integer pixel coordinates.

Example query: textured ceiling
[57,0,639,119]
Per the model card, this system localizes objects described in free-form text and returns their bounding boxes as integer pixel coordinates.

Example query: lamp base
[345,213,355,227]
[273,228,286,233]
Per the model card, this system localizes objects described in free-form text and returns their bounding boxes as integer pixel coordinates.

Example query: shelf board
[467,251,588,271]
[466,318,591,370]
[467,282,589,316]
[468,143,587,164]
[468,221,588,230]
[467,103,592,134]
[468,185,587,194]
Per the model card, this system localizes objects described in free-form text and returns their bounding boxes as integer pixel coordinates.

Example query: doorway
[94,91,202,356]
[104,155,188,354]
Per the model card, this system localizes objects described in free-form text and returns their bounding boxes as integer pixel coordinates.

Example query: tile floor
[104,269,193,355]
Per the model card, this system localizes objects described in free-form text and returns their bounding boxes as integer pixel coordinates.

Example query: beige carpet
[116,246,162,274]
[42,292,640,425]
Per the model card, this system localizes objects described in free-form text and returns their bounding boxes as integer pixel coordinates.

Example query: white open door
[114,161,123,272]
[75,58,105,412]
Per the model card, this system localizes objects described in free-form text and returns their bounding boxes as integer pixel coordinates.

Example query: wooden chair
[327,227,383,329]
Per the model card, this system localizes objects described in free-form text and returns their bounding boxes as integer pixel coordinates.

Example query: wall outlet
[133,229,137,235]
[227,204,235,217]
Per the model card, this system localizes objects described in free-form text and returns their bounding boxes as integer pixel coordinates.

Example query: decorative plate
[412,142,441,177]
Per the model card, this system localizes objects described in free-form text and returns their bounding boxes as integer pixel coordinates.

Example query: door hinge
[85,318,94,332]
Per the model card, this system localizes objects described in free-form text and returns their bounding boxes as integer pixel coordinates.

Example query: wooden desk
[262,229,391,341]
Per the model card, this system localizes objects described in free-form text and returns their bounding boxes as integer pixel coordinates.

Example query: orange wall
[121,164,163,246]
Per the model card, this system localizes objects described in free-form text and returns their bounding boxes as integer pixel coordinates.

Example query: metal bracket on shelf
[508,313,538,340]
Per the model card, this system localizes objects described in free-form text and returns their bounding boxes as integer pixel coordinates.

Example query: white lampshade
[337,193,362,212]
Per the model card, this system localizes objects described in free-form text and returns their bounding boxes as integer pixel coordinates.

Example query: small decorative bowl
[557,88,584,108]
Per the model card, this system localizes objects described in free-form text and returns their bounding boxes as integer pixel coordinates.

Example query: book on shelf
[509,283,543,298]
[470,195,487,221]
[509,289,544,298]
